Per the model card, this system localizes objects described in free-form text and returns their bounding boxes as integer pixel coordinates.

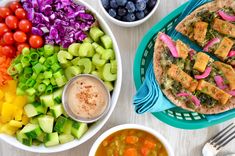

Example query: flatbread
[153,32,235,114]
[175,0,235,40]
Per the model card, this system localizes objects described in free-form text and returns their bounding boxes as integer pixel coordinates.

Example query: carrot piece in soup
[125,136,139,144]
[141,147,150,156]
[144,140,156,149]
[124,148,137,156]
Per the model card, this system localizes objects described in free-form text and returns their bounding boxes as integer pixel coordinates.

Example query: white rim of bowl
[0,0,122,153]
[98,0,160,27]
[89,124,175,156]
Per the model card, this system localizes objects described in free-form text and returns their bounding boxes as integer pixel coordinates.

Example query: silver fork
[202,123,235,156]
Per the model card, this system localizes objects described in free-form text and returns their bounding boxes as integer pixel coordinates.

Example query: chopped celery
[68,43,80,56]
[58,51,73,64]
[89,27,104,42]
[102,49,115,60]
[77,58,92,74]
[83,37,93,43]
[71,57,80,66]
[44,44,54,56]
[95,45,105,55]
[104,81,114,91]
[65,66,81,80]
[101,35,113,49]
[92,53,106,67]
[110,60,117,74]
[78,42,95,57]
[103,63,117,81]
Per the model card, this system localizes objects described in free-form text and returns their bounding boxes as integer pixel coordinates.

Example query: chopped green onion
[14,63,23,74]
[44,45,54,56]
[37,47,44,56]
[30,52,39,62]
[22,48,30,55]
[16,87,25,96]
[39,57,46,64]
[53,70,63,79]
[42,79,50,86]
[32,63,43,74]
[51,63,61,72]
[31,72,38,80]
[45,85,53,94]
[26,88,36,95]
[27,95,36,103]
[50,77,56,86]
[43,71,53,79]
[7,65,17,75]
[55,76,67,87]
[21,55,30,67]
[26,78,36,87]
[37,84,46,93]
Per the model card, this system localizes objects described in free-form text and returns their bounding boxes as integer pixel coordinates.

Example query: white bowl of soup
[89,124,174,156]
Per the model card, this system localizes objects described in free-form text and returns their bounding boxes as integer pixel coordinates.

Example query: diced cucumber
[78,43,95,57]
[36,132,45,142]
[59,134,74,144]
[30,117,39,124]
[54,116,67,133]
[50,105,63,118]
[103,63,117,81]
[53,88,63,104]
[63,119,73,134]
[68,43,80,56]
[32,140,41,146]
[44,132,59,147]
[89,27,104,42]
[65,66,81,80]
[101,49,115,60]
[24,103,44,118]
[104,81,114,91]
[40,94,54,107]
[101,35,112,49]
[71,122,88,139]
[21,124,42,139]
[16,131,32,146]
[38,115,54,133]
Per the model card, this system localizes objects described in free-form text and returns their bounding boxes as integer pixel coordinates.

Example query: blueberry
[110,0,118,8]
[101,0,109,9]
[117,7,127,16]
[116,0,127,6]
[126,1,136,13]
[147,0,157,8]
[144,9,149,15]
[135,0,146,11]
[116,15,122,20]
[108,8,117,17]
[135,11,145,19]
[125,13,136,22]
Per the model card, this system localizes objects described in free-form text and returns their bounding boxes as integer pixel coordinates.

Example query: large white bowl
[89,124,174,156]
[0,0,122,153]
[98,0,160,27]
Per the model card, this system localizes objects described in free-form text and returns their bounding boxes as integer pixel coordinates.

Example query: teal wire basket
[133,2,235,129]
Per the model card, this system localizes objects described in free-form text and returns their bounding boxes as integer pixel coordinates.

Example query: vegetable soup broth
[96,129,168,156]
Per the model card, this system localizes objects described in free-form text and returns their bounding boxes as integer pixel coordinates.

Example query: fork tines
[208,123,235,150]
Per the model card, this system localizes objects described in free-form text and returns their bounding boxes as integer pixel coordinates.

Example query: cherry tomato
[17,43,29,52]
[15,8,27,19]
[2,45,16,58]
[9,2,22,12]
[3,32,14,45]
[5,15,18,29]
[0,37,6,46]
[0,7,12,18]
[29,35,43,48]
[18,19,32,33]
[13,31,27,43]
[0,23,10,36]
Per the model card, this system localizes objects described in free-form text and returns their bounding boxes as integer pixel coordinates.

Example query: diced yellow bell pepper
[1,103,15,123]
[0,124,19,135]
[22,115,29,125]
[0,90,4,100]
[13,96,28,108]
[4,92,15,103]
[9,120,23,128]
[14,108,23,121]
[3,80,16,93]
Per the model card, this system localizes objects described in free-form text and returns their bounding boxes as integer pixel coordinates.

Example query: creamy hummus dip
[67,76,109,119]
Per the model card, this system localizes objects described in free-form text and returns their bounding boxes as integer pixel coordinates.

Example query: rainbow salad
[0,0,117,147]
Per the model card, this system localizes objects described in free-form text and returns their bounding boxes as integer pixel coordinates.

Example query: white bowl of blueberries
[99,0,160,27]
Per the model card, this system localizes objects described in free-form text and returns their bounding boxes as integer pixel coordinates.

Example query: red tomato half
[19,19,32,33]
[0,7,12,18]
[17,43,29,52]
[0,23,10,36]
[5,15,18,29]
[29,35,43,48]
[3,32,14,45]
[9,2,22,12]
[13,31,27,43]
[15,8,27,19]
[2,45,16,58]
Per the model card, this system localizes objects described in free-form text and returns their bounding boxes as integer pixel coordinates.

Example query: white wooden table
[0,0,235,156]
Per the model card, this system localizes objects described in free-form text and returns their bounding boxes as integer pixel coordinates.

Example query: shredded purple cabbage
[21,0,95,48]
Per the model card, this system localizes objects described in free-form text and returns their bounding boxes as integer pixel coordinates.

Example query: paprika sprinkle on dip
[62,75,110,123]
